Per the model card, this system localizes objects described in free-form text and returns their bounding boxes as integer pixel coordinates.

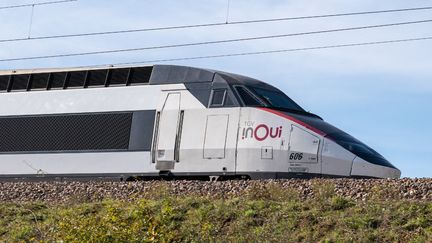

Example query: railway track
[0,178,430,203]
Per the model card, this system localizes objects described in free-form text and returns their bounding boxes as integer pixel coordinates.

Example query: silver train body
[0,65,401,180]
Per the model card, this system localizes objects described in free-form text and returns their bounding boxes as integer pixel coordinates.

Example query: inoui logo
[242,121,282,141]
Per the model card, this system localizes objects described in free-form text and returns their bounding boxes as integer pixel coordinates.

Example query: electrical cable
[0,5,431,43]
[0,0,77,10]
[1,19,431,62]
[96,36,432,67]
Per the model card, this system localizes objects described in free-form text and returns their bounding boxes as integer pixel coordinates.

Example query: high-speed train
[0,65,401,180]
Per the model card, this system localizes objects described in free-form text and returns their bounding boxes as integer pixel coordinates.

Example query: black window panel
[327,132,397,169]
[30,73,50,90]
[128,67,152,84]
[225,94,234,106]
[0,75,10,91]
[107,68,129,86]
[11,74,30,91]
[278,110,396,169]
[87,69,107,86]
[0,112,133,152]
[236,86,263,106]
[50,72,67,89]
[210,89,226,107]
[251,87,304,112]
[67,71,87,88]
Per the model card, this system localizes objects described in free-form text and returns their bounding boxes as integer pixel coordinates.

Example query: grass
[0,182,431,242]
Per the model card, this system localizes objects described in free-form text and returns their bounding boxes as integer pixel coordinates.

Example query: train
[0,64,401,180]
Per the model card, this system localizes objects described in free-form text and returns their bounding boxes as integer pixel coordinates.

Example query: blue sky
[0,0,431,177]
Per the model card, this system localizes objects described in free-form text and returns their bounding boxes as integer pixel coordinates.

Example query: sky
[0,0,431,178]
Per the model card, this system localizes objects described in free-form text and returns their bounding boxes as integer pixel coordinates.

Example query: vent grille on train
[0,66,152,93]
[0,112,133,153]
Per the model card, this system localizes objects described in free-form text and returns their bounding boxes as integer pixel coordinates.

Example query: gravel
[0,178,431,203]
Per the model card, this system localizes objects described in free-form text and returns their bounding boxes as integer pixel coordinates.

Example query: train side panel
[153,88,240,175]
[0,84,184,177]
[173,107,240,174]
[236,108,323,178]
[0,152,151,176]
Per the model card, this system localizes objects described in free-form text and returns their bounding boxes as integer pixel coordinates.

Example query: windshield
[327,132,396,169]
[250,87,305,112]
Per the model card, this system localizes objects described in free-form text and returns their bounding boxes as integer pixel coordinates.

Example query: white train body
[0,65,400,180]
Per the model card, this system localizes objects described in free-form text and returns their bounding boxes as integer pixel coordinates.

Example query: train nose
[351,156,401,179]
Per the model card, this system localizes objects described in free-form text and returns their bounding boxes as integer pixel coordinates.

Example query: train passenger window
[31,73,50,90]
[66,71,87,88]
[0,75,10,91]
[108,68,130,86]
[49,72,67,89]
[235,86,263,106]
[87,69,108,86]
[210,89,226,107]
[11,74,30,91]
[128,67,152,85]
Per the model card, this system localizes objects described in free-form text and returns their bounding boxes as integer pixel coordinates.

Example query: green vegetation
[1,182,431,242]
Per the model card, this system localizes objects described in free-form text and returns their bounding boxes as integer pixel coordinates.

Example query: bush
[330,196,354,210]
[1,193,431,242]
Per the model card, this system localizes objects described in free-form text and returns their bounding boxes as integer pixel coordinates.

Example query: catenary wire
[0,0,77,10]
[27,5,36,38]
[0,6,431,43]
[0,19,431,62]
[94,36,432,67]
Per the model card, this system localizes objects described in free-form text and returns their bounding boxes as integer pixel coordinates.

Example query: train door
[203,114,229,159]
[288,125,321,174]
[153,92,183,171]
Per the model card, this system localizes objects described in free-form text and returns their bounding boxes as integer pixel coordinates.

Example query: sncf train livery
[0,65,401,180]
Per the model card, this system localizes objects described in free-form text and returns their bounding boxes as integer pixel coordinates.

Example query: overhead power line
[0,0,77,10]
[1,19,431,62]
[99,36,432,67]
[0,6,431,43]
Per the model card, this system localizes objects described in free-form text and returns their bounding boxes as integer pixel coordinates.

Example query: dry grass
[0,182,431,242]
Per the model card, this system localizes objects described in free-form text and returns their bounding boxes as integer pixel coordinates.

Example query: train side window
[235,86,263,106]
[66,71,87,88]
[49,72,67,89]
[31,73,50,90]
[128,67,152,85]
[87,69,108,87]
[107,68,130,86]
[11,74,30,91]
[0,75,10,92]
[210,89,226,107]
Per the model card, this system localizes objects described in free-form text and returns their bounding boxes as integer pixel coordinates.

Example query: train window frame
[233,85,266,107]
[30,73,51,91]
[65,71,88,89]
[251,86,305,112]
[0,75,11,92]
[86,69,109,88]
[48,72,68,90]
[10,74,31,92]
[127,67,152,86]
[209,89,227,107]
[107,68,131,87]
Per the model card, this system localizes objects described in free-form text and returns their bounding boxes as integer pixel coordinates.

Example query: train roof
[0,65,278,93]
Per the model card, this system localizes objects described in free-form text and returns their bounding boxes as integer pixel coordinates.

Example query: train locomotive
[0,65,401,180]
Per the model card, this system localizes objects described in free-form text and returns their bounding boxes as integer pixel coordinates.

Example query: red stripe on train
[258,107,327,136]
